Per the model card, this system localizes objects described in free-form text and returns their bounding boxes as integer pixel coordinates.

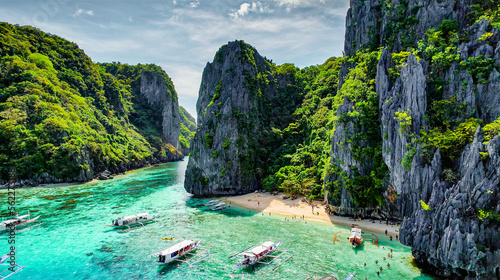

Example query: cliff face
[184,40,298,197]
[401,130,500,278]
[140,70,180,148]
[344,0,470,56]
[327,0,500,278]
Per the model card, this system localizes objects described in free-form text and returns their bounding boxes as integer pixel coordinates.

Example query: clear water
[0,158,435,280]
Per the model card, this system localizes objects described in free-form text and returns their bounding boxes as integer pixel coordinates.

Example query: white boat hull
[155,239,203,264]
[235,241,282,268]
[0,216,40,231]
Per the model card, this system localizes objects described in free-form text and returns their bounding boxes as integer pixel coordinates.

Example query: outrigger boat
[229,241,294,271]
[0,253,25,279]
[211,201,228,211]
[151,239,210,266]
[106,212,158,232]
[349,225,363,248]
[204,199,220,206]
[0,212,41,232]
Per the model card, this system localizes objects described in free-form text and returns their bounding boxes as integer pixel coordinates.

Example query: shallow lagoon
[0,159,434,279]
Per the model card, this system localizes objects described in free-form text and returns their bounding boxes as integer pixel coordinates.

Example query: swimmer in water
[387,263,391,267]
[375,260,378,264]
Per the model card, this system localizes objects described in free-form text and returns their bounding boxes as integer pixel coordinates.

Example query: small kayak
[161,237,174,241]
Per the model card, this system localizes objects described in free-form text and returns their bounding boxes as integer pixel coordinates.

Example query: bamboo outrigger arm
[228,244,257,259]
[256,249,295,271]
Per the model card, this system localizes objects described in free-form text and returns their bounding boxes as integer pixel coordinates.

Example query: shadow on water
[157,262,182,275]
[186,198,260,218]
[353,244,365,254]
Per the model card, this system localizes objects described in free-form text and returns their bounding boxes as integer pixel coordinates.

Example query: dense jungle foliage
[0,22,194,182]
[179,106,196,153]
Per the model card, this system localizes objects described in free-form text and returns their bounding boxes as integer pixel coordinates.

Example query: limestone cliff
[325,0,500,278]
[139,70,181,149]
[184,40,299,197]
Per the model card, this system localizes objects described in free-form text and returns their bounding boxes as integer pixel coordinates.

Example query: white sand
[224,192,401,238]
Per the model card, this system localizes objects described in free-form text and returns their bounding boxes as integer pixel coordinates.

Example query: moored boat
[238,241,277,267]
[349,226,363,248]
[151,239,210,265]
[204,199,220,206]
[106,212,158,232]
[229,240,294,270]
[0,212,41,232]
[210,201,228,210]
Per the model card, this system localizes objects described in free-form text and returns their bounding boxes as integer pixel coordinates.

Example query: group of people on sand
[384,229,399,241]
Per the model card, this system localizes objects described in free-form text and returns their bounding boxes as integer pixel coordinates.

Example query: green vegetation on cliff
[262,58,342,200]
[179,106,196,154]
[0,22,185,182]
[260,51,387,206]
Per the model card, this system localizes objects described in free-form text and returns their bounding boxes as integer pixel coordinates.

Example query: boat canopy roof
[159,240,194,255]
[350,227,362,235]
[250,241,274,255]
[350,227,362,240]
[120,213,148,220]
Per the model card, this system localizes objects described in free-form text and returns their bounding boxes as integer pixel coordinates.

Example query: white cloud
[0,0,349,119]
[230,2,273,19]
[189,1,199,8]
[273,0,341,11]
[74,8,94,17]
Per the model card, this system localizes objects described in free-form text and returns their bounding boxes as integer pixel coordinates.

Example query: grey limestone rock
[184,41,296,197]
[344,0,381,56]
[336,1,500,277]
[140,70,181,148]
[401,130,500,279]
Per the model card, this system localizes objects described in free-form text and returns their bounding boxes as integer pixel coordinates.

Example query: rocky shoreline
[0,154,184,189]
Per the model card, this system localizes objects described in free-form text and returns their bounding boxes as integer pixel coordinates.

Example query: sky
[0,0,350,119]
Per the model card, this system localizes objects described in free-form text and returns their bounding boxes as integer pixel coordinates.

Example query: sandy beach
[224,192,401,238]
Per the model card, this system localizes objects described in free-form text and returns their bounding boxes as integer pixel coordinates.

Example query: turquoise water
[0,159,434,279]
